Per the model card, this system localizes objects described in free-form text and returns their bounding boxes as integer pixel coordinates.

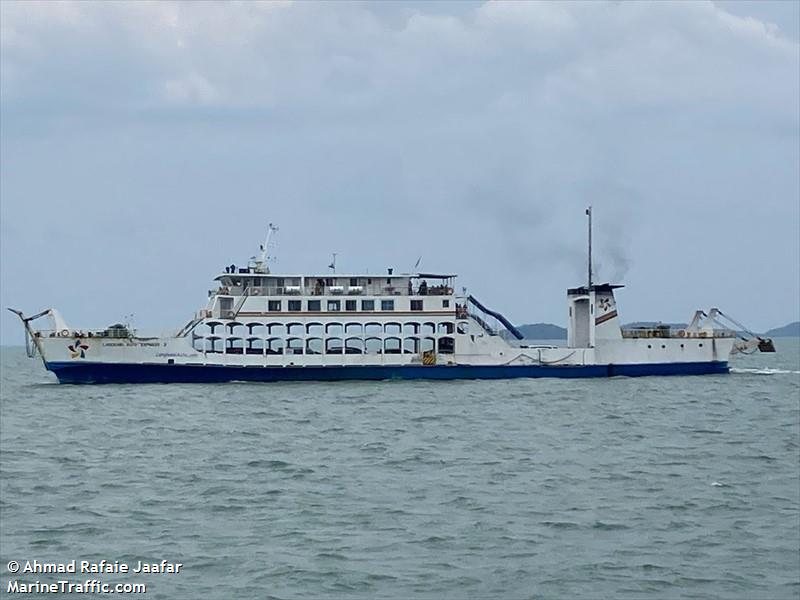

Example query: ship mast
[256,223,278,274]
[586,206,593,289]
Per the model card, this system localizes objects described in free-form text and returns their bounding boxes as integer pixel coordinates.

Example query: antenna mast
[257,223,278,274]
[586,206,593,289]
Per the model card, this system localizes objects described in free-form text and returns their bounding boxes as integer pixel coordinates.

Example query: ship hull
[45,360,729,384]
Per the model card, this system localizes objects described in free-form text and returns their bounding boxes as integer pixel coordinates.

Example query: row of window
[199,322,469,335]
[193,336,455,355]
[256,299,450,312]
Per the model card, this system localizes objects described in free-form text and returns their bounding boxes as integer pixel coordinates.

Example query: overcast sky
[1,0,798,343]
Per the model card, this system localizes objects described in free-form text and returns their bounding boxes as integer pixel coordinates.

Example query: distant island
[515,320,800,339]
[516,323,567,339]
[765,321,800,337]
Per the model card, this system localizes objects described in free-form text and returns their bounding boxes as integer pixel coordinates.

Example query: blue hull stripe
[45,360,730,384]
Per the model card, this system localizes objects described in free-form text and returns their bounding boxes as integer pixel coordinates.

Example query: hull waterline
[46,360,730,384]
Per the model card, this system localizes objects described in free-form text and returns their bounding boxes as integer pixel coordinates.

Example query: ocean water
[1,340,798,599]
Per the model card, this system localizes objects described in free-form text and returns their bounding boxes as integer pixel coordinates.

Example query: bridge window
[268,300,281,312]
[308,300,321,311]
[349,278,358,286]
[442,299,450,308]
[381,300,395,311]
[327,300,341,312]
[361,300,375,311]
[411,300,423,311]
[345,300,357,311]
[288,300,301,311]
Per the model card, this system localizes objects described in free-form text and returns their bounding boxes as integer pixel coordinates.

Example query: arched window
[200,321,221,336]
[403,336,419,354]
[385,322,402,335]
[267,337,285,355]
[325,323,344,336]
[345,337,364,354]
[345,323,363,335]
[306,337,323,355]
[325,338,344,354]
[225,337,244,354]
[207,336,222,353]
[191,335,205,352]
[268,323,286,336]
[403,322,419,335]
[438,336,455,354]
[365,322,382,337]
[422,322,436,335]
[246,337,265,354]
[287,323,304,336]
[227,322,244,335]
[457,322,469,335]
[306,322,323,336]
[247,323,266,337]
[365,337,382,354]
[421,337,435,352]
[438,322,454,334]
[384,337,402,354]
[286,337,303,355]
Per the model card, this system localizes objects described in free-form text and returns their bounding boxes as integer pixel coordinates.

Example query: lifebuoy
[678,330,685,338]
[60,329,70,337]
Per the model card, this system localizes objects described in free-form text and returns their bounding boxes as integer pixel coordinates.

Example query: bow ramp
[467,295,524,340]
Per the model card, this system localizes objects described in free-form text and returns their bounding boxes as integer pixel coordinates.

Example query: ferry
[10,210,772,384]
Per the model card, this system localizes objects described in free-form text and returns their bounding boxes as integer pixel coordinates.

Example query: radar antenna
[328,253,337,273]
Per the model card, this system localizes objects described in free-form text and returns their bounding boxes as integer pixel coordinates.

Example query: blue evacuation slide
[466,295,524,340]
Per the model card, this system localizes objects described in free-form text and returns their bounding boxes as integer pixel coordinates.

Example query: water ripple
[1,342,798,599]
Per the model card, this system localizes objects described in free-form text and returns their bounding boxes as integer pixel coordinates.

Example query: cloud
[1,1,797,118]
[0,1,798,338]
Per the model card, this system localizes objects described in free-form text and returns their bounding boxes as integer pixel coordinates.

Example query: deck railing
[210,285,454,298]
